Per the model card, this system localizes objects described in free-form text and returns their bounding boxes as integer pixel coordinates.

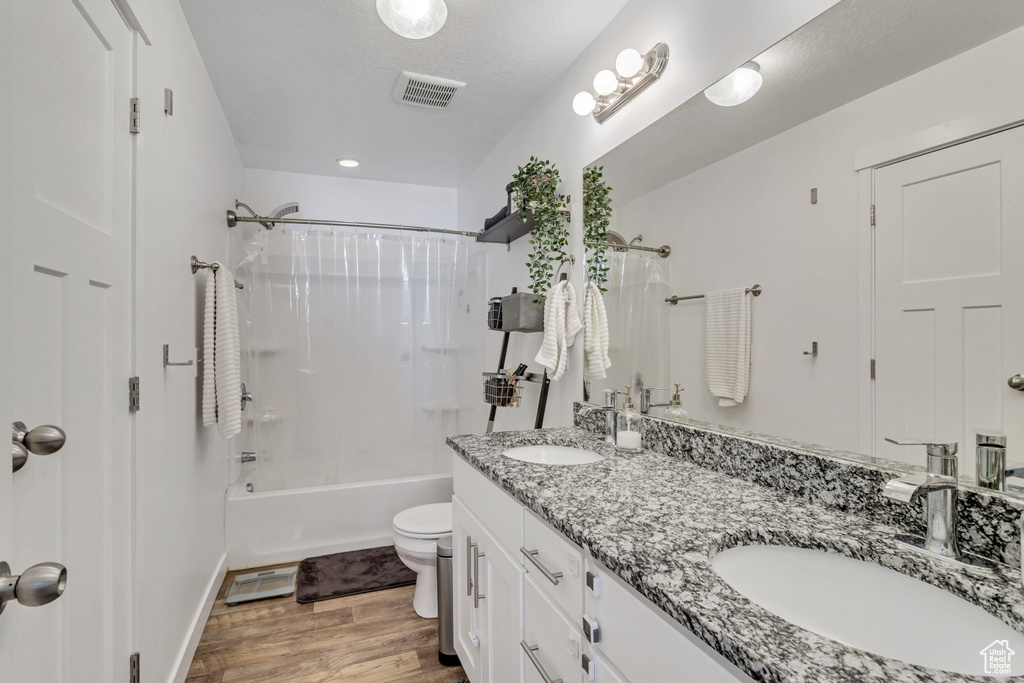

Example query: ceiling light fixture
[573,44,669,124]
[376,0,448,40]
[337,158,360,168]
[704,61,763,107]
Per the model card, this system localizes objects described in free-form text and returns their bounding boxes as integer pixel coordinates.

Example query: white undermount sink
[502,444,603,466]
[712,544,1024,676]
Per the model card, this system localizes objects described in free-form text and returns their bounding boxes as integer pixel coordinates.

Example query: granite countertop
[446,427,1024,683]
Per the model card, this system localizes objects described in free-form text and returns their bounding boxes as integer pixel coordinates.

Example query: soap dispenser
[663,384,689,423]
[616,387,642,453]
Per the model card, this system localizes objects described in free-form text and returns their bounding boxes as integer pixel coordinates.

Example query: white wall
[457,0,839,431]
[617,25,1024,452]
[135,0,244,679]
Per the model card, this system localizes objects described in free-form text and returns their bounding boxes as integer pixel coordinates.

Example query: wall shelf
[476,211,535,247]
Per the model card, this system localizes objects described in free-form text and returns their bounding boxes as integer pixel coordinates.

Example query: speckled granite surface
[575,405,1024,568]
[446,427,1024,683]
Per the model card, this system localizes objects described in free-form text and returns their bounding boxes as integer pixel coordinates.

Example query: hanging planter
[511,157,569,300]
[583,165,612,292]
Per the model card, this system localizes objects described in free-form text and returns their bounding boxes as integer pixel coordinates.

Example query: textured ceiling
[595,0,1024,206]
[178,0,631,187]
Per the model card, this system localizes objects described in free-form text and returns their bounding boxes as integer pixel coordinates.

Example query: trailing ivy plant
[512,157,569,300]
[583,165,612,292]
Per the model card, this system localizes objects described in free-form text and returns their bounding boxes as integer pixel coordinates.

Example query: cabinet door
[455,497,487,682]
[485,540,524,683]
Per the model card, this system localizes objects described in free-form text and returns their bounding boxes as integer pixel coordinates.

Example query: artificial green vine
[512,157,569,300]
[583,165,612,292]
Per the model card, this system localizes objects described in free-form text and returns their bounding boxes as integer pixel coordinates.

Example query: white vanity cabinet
[453,496,525,683]
[452,455,752,683]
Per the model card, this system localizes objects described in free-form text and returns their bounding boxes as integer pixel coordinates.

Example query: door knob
[0,561,67,616]
[1009,374,1024,391]
[11,422,66,473]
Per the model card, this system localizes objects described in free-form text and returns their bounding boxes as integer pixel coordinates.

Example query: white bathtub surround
[202,263,242,438]
[583,280,611,381]
[705,288,751,407]
[535,279,582,381]
[225,471,453,569]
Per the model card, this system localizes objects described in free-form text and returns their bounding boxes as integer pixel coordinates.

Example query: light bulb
[337,158,360,168]
[704,61,763,107]
[615,48,644,78]
[376,0,448,39]
[572,92,597,116]
[593,69,619,96]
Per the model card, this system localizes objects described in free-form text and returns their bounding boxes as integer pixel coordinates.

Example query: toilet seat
[392,502,452,538]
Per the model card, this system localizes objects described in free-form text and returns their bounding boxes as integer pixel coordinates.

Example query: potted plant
[511,157,569,301]
[583,165,612,292]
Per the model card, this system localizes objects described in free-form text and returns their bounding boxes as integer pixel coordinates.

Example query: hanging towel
[534,280,581,381]
[705,288,751,407]
[202,263,243,438]
[583,281,611,381]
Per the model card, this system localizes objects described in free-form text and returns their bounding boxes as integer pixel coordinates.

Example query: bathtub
[225,470,454,570]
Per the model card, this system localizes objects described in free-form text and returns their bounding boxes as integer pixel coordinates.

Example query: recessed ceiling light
[337,158,360,168]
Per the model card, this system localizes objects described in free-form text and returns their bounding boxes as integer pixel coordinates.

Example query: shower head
[228,200,301,230]
[628,234,644,246]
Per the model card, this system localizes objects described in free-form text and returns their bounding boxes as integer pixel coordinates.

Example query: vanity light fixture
[573,43,670,124]
[336,158,360,168]
[376,0,447,40]
[704,61,763,107]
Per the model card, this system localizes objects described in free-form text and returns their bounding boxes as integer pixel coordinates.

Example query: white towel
[705,288,751,406]
[202,264,242,438]
[583,281,611,381]
[534,280,581,381]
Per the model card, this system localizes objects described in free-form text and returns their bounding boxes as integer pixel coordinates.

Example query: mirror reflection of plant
[583,165,612,292]
[513,157,569,300]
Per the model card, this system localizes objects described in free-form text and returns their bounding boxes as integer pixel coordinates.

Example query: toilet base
[412,566,438,618]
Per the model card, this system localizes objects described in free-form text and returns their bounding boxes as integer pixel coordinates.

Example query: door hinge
[129,652,140,683]
[130,97,141,134]
[129,376,140,413]
[870,204,876,227]
[870,359,876,380]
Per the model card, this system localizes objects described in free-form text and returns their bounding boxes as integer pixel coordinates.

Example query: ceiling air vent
[393,71,466,110]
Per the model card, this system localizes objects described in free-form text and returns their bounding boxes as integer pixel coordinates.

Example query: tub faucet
[882,438,996,572]
[578,390,617,444]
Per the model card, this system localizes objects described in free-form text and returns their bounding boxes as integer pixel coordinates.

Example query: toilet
[392,502,453,618]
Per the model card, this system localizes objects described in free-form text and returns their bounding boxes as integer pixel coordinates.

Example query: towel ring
[554,255,575,282]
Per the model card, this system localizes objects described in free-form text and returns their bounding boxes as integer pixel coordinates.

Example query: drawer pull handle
[473,543,486,609]
[521,641,564,683]
[466,536,475,596]
[521,547,563,585]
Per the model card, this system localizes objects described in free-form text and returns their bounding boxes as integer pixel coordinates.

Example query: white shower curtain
[589,251,672,404]
[235,226,468,492]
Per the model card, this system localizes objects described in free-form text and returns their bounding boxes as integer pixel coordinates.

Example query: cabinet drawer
[522,510,583,624]
[583,558,749,683]
[454,455,524,554]
[524,575,583,683]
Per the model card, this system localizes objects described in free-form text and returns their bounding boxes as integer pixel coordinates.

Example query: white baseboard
[171,553,228,683]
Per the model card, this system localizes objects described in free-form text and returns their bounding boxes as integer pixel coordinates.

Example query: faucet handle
[884,438,958,458]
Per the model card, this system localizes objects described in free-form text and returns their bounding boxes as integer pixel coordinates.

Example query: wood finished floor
[186,563,468,683]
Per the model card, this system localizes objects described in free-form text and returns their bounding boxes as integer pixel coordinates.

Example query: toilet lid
[393,502,452,536]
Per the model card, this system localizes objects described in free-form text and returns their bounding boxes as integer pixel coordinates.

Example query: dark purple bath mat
[296,545,416,604]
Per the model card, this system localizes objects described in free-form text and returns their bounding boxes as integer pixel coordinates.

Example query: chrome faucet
[641,387,671,416]
[975,429,1024,491]
[882,438,996,572]
[578,389,617,444]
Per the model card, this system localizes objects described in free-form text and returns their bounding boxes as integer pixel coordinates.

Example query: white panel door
[874,126,1024,476]
[1,0,134,681]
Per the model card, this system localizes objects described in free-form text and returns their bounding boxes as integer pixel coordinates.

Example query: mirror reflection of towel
[583,281,611,381]
[705,288,751,406]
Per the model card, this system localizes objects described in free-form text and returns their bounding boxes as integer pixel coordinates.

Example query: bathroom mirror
[581,0,1024,499]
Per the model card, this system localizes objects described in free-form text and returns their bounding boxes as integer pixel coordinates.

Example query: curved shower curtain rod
[226,208,479,239]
